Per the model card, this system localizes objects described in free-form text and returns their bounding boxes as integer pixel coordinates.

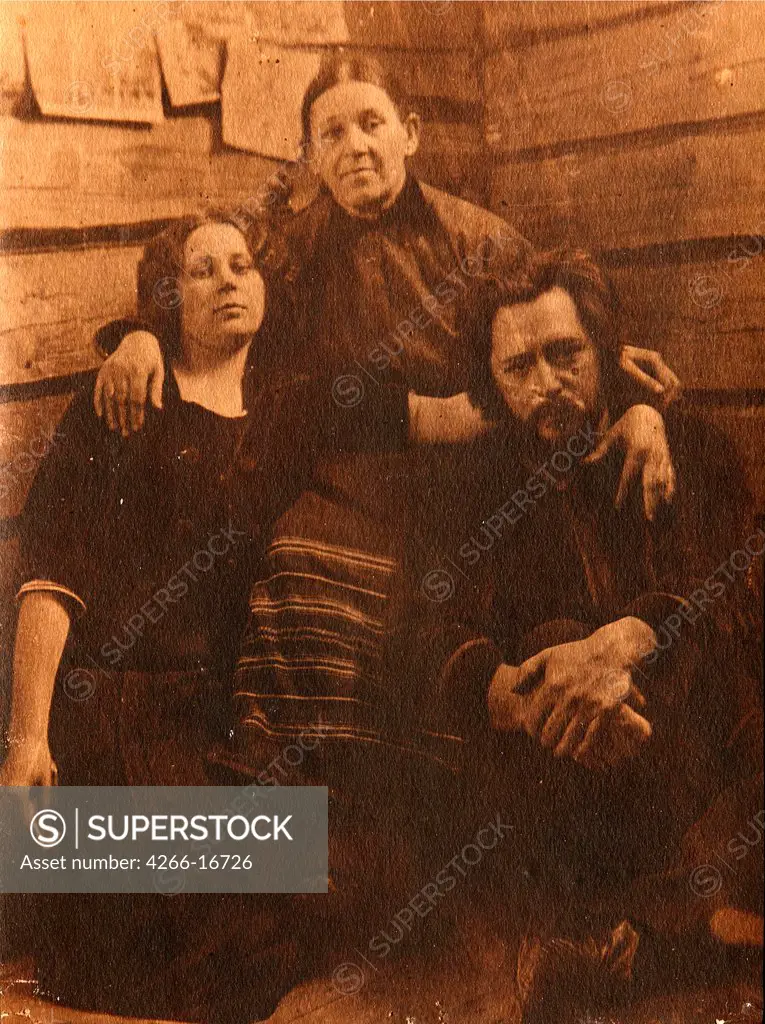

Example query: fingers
[572,716,604,768]
[663,458,676,504]
[148,364,165,412]
[625,682,647,710]
[615,452,639,509]
[129,371,149,434]
[642,460,660,522]
[525,686,560,739]
[540,700,576,750]
[583,433,612,465]
[98,369,128,435]
[93,371,105,418]
[573,706,652,770]
[104,383,118,434]
[116,380,131,439]
[94,350,160,435]
[619,705,653,740]
[642,453,676,520]
[620,349,665,397]
[621,347,683,409]
[553,711,591,759]
[658,366,682,408]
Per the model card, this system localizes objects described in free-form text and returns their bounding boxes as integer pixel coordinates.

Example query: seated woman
[0,209,413,1022]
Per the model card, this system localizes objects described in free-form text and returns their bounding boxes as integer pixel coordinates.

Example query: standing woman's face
[308,81,420,218]
[180,223,266,354]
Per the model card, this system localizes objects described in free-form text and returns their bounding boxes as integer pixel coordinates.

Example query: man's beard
[528,395,589,452]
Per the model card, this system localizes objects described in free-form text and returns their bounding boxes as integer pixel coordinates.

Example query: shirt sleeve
[19,385,116,613]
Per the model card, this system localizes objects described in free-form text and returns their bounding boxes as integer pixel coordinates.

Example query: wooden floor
[2,918,762,1024]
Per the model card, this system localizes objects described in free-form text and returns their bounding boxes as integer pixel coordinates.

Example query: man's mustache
[529,395,585,430]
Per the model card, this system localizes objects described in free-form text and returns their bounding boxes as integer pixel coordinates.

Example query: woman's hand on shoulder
[586,404,676,521]
[94,331,164,438]
[620,345,681,410]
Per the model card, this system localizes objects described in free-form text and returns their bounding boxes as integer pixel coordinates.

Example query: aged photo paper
[0,2,762,1023]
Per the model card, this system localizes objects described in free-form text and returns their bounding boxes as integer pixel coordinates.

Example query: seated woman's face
[180,223,266,351]
[309,81,419,217]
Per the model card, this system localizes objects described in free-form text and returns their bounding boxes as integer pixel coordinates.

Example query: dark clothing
[96,181,663,784]
[430,409,761,741]
[20,371,408,685]
[97,180,531,778]
[283,177,530,394]
[422,408,763,928]
[19,371,408,1024]
[232,180,531,778]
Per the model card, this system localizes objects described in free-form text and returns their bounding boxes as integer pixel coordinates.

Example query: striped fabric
[232,536,464,771]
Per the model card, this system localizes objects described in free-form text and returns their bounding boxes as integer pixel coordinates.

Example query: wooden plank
[610,255,765,390]
[0,247,142,387]
[0,115,278,230]
[412,122,487,206]
[490,124,765,250]
[485,0,765,149]
[0,116,484,388]
[0,393,74,520]
[344,1,482,50]
[696,404,765,510]
[483,0,678,47]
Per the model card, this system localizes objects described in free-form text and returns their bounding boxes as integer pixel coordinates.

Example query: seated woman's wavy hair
[136,208,289,369]
[463,248,629,421]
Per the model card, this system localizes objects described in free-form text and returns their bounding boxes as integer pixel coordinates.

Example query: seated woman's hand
[94,330,164,437]
[0,740,57,787]
[586,404,676,521]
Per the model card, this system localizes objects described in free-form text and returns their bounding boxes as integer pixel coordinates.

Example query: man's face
[490,286,601,447]
[308,81,420,218]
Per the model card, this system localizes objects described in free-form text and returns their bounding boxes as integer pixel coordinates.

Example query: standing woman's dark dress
[233,178,532,781]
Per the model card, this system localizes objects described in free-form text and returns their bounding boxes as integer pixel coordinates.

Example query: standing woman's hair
[300,51,411,150]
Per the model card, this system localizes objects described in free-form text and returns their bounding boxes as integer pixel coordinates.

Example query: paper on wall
[222,42,321,160]
[156,18,222,107]
[23,3,164,124]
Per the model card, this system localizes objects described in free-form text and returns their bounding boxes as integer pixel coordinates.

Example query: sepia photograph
[0,2,763,1022]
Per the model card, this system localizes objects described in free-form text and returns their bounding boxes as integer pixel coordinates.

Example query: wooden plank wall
[1,0,763,682]
[485,0,765,508]
[0,0,484,684]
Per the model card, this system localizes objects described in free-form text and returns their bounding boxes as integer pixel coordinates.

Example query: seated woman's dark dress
[19,369,408,1022]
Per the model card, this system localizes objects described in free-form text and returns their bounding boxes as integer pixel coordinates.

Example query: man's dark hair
[300,51,411,149]
[464,248,627,419]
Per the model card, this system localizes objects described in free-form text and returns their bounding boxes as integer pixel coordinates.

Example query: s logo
[30,809,66,848]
